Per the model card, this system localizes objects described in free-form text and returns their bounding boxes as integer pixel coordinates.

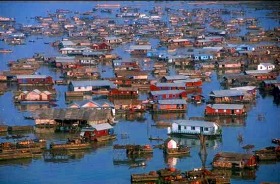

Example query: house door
[231,110,235,115]
[178,125,181,131]
[200,127,203,133]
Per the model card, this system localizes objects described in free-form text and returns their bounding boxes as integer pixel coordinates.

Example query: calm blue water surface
[0,1,280,184]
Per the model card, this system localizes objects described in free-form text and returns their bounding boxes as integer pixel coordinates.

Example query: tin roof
[33,108,111,121]
[151,90,185,96]
[207,104,244,110]
[69,99,114,108]
[70,80,116,88]
[172,119,217,127]
[155,82,186,88]
[91,123,113,131]
[158,99,187,105]
[210,89,244,97]
[163,75,189,80]
[16,75,48,79]
[129,45,152,50]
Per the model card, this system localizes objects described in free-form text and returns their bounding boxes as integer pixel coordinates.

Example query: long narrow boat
[50,138,91,150]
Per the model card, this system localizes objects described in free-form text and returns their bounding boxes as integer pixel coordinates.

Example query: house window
[224,109,227,112]
[215,109,218,112]
[204,127,209,131]
[236,109,239,112]
[191,126,195,130]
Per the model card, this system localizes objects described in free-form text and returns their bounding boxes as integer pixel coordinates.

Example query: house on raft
[68,99,115,115]
[167,119,221,138]
[208,89,253,103]
[80,123,116,142]
[16,75,54,86]
[150,82,187,91]
[149,90,187,101]
[33,108,113,131]
[212,152,257,169]
[14,89,53,104]
[152,99,187,113]
[205,104,247,116]
[68,80,116,94]
[108,87,139,98]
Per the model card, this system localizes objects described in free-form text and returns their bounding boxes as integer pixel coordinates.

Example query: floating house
[68,99,115,115]
[149,90,187,101]
[109,87,138,98]
[16,75,54,86]
[150,82,187,91]
[257,63,275,71]
[245,70,277,81]
[152,99,187,112]
[209,89,247,103]
[14,89,53,104]
[167,119,221,138]
[68,80,116,92]
[212,152,257,169]
[205,104,246,116]
[129,45,152,55]
[80,123,116,142]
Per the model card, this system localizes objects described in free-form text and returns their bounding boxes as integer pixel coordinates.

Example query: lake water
[0,1,280,184]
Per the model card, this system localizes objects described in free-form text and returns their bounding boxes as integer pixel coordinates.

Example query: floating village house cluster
[0,2,280,183]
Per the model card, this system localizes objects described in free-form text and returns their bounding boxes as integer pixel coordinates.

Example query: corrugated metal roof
[208,104,244,110]
[173,78,201,83]
[210,90,244,97]
[158,99,187,105]
[172,119,217,127]
[91,123,113,131]
[163,75,189,80]
[16,75,48,79]
[129,45,152,50]
[156,82,186,88]
[151,90,185,96]
[70,80,116,88]
[33,108,111,121]
[230,86,256,91]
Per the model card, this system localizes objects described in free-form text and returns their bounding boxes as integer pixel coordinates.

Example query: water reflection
[211,168,257,180]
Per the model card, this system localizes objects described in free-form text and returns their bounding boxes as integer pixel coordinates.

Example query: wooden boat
[131,171,159,183]
[0,150,33,161]
[0,48,13,53]
[50,138,91,150]
[254,146,280,161]
[164,146,190,156]
[272,138,280,145]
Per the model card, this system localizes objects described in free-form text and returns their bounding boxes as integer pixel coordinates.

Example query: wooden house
[16,75,54,86]
[149,90,187,101]
[152,99,187,112]
[63,67,100,79]
[68,99,115,115]
[167,38,193,47]
[14,89,52,103]
[54,56,78,69]
[80,123,116,142]
[222,74,257,87]
[129,45,152,55]
[245,70,277,81]
[150,82,187,91]
[259,80,280,91]
[257,63,275,71]
[104,36,122,44]
[109,87,138,98]
[113,99,145,112]
[205,104,246,116]
[173,78,203,87]
[167,119,221,138]
[216,60,243,69]
[68,80,116,92]
[209,89,247,103]
[33,108,113,128]
[160,75,189,83]
[212,152,257,169]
